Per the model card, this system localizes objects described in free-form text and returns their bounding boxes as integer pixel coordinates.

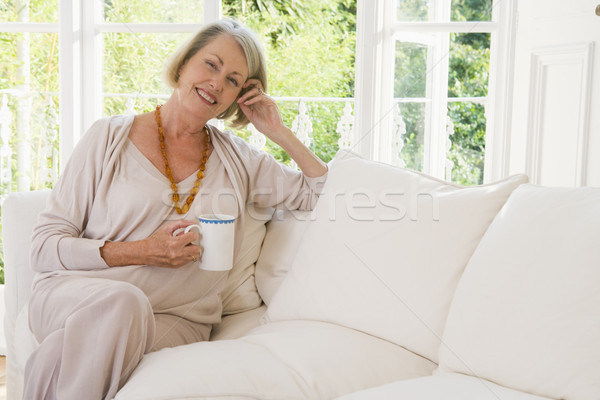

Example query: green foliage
[103,32,186,115]
[221,0,356,164]
[0,216,3,284]
[394,42,427,98]
[396,0,430,21]
[0,0,58,23]
[451,0,492,22]
[395,30,489,186]
[223,0,356,98]
[399,103,426,171]
[448,102,486,185]
[103,0,203,23]
[447,33,489,185]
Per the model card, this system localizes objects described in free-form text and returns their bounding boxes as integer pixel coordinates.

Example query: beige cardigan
[29,114,326,326]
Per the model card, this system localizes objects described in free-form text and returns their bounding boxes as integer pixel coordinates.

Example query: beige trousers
[24,275,208,400]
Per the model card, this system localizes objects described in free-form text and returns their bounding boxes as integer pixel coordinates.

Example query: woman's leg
[152,313,211,352]
[24,275,155,400]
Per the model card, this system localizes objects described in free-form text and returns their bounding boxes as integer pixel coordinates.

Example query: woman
[25,19,327,400]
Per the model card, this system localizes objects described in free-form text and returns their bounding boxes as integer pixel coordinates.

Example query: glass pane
[451,0,492,22]
[103,0,203,24]
[447,101,486,185]
[396,0,432,22]
[221,0,356,163]
[103,32,189,116]
[0,0,58,23]
[222,0,356,99]
[0,32,60,195]
[395,41,429,98]
[397,102,426,171]
[448,33,490,97]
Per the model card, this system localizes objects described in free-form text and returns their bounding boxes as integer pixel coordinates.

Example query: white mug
[184,214,235,271]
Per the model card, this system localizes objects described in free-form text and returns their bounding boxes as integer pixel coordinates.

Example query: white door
[508,0,600,187]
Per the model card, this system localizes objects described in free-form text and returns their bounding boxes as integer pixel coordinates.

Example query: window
[0,0,357,281]
[0,1,356,201]
[0,0,60,194]
[0,0,515,281]
[353,0,509,185]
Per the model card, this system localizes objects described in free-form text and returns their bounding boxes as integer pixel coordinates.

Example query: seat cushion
[439,184,600,400]
[115,320,436,400]
[336,373,554,400]
[264,150,527,362]
[209,305,266,341]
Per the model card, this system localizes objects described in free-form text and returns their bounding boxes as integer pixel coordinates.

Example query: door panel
[509,0,600,186]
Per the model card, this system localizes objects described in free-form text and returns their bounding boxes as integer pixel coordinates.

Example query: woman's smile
[196,88,216,105]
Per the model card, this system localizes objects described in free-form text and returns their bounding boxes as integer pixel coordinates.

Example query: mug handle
[184,224,202,234]
[172,225,201,237]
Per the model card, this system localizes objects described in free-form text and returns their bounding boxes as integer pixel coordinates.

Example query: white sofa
[4,150,600,400]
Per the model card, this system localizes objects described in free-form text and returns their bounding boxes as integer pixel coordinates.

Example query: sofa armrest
[2,190,50,358]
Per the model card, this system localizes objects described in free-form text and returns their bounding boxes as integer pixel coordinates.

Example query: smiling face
[175,34,249,121]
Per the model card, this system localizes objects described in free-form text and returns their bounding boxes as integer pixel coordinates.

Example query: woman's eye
[206,61,217,70]
[228,77,239,87]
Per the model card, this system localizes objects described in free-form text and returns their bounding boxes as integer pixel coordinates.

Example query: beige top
[30,115,326,327]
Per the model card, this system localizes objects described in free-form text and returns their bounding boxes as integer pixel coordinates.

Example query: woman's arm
[237,81,328,178]
[100,220,201,268]
[31,117,201,273]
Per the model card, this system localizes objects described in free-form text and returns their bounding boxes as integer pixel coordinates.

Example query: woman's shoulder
[208,123,265,158]
[81,114,135,145]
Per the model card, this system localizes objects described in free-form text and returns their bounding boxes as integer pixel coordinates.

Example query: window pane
[396,0,432,22]
[222,0,356,164]
[223,0,356,98]
[103,32,189,115]
[447,101,486,185]
[0,0,58,23]
[397,102,426,171]
[394,41,428,98]
[103,0,203,24]
[0,32,60,195]
[448,33,490,97]
[451,0,492,22]
[397,0,492,22]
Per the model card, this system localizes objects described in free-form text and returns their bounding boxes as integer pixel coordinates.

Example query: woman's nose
[209,74,224,92]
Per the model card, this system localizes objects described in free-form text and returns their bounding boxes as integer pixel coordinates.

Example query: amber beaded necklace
[155,104,211,214]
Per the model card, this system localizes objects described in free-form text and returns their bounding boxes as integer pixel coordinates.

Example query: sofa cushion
[114,320,436,400]
[209,305,266,341]
[263,150,528,362]
[255,209,313,305]
[439,184,600,400]
[221,206,273,315]
[335,373,554,400]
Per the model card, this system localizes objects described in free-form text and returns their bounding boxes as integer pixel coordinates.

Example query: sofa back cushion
[255,209,313,305]
[439,184,600,400]
[221,205,274,315]
[264,150,527,362]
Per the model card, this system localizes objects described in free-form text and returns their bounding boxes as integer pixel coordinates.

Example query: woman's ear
[238,84,251,98]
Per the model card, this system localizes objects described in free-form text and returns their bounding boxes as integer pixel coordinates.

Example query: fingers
[238,80,268,106]
[186,245,203,264]
[164,219,195,236]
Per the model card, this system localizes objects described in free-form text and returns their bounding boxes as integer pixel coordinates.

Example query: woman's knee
[100,281,153,320]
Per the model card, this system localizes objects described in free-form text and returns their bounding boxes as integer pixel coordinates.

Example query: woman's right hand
[100,220,202,269]
[143,220,202,268]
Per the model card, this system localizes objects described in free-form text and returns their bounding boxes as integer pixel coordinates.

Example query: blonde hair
[164,20,267,128]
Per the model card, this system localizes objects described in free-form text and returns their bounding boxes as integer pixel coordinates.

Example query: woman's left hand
[237,79,286,142]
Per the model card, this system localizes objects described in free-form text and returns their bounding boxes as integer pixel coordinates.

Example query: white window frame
[353,0,517,182]
[58,0,222,171]
[2,0,516,182]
